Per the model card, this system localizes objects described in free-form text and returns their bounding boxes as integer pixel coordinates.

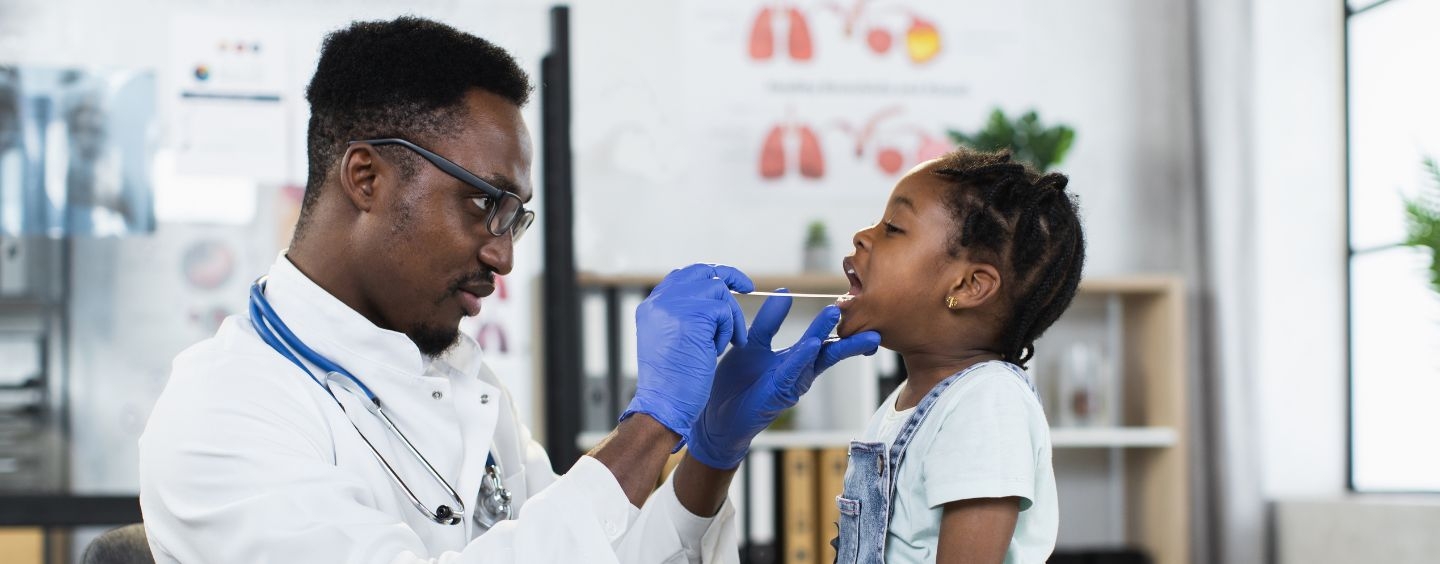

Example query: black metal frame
[1344,0,1358,496]
[1342,0,1435,493]
[541,5,583,472]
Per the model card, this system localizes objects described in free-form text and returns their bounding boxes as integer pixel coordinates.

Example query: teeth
[836,294,855,302]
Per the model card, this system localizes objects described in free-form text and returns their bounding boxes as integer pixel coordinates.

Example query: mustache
[447,270,496,294]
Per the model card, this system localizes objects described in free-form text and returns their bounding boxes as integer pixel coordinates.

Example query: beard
[406,322,461,358]
[406,269,494,358]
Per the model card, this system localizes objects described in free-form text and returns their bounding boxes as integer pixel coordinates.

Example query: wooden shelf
[577,426,1177,451]
[572,273,1190,563]
[575,430,857,451]
[1051,426,1177,448]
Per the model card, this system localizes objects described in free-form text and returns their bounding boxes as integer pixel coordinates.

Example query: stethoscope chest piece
[475,462,513,529]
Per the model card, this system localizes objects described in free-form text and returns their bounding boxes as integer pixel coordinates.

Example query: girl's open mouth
[840,257,862,308]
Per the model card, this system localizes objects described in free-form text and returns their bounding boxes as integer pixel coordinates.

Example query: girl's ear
[946,263,1002,311]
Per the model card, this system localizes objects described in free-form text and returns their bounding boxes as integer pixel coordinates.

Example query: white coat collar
[261,253,487,381]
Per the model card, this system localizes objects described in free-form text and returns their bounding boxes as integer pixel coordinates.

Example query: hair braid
[934,147,1087,368]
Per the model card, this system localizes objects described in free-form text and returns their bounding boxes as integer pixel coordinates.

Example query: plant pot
[803,244,830,273]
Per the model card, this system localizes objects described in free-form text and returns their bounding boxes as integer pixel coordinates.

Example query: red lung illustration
[867,27,892,54]
[914,134,953,163]
[798,125,825,178]
[759,122,826,180]
[749,7,775,60]
[787,8,814,61]
[759,125,787,179]
[877,147,905,175]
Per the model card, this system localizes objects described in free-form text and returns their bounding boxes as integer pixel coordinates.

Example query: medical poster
[167,16,289,182]
[573,0,1026,274]
[679,0,1022,193]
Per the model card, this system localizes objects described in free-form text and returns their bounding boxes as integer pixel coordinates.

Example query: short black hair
[934,148,1087,368]
[298,16,532,235]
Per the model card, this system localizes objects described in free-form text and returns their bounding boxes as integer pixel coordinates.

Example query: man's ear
[946,263,1002,310]
[338,144,382,213]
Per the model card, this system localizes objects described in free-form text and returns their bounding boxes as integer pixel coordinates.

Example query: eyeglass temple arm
[356,138,507,200]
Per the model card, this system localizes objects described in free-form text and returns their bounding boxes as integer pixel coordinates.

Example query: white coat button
[480,394,490,404]
[603,519,619,537]
[432,391,443,400]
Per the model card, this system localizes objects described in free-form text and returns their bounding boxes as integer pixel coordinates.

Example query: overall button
[480,394,490,404]
[432,391,444,400]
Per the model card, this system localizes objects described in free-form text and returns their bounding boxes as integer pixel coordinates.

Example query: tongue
[847,277,863,296]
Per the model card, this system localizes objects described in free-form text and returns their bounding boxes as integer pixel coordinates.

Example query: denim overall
[831,361,1037,564]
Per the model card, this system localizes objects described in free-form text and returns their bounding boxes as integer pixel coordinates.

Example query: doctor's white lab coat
[138,256,739,563]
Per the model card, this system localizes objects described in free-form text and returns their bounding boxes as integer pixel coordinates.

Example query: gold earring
[945,296,959,310]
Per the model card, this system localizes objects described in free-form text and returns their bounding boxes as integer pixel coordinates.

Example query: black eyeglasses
[349,138,535,241]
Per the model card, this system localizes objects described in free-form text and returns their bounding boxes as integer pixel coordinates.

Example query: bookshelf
[573,273,1190,564]
[579,427,1178,451]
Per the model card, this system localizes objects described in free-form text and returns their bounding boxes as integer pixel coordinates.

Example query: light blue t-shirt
[862,361,1058,563]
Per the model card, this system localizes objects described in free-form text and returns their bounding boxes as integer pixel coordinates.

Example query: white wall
[571,0,1198,278]
[1250,0,1347,500]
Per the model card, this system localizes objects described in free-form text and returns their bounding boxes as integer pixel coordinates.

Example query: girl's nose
[852,225,874,252]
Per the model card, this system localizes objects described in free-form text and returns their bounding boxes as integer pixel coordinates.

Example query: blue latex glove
[687,292,883,469]
[622,264,754,450]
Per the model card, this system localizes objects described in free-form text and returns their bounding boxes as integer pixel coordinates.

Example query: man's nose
[480,234,514,276]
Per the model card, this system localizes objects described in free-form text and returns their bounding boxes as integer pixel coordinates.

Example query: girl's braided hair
[933,148,1086,368]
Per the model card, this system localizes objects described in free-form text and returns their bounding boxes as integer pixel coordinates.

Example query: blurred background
[0,0,1434,563]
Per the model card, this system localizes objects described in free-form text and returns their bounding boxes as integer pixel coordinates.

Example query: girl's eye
[883,221,902,234]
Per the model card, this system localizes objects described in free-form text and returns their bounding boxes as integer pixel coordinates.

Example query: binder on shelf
[730,460,748,554]
[817,447,848,563]
[746,448,779,564]
[580,290,613,432]
[616,289,645,410]
[781,449,819,564]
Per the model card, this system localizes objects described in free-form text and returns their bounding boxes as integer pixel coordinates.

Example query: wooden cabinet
[573,273,1190,563]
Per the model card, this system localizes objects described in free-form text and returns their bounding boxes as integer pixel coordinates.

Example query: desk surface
[0,496,141,527]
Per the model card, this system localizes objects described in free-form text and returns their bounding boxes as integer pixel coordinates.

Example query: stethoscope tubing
[248,277,468,525]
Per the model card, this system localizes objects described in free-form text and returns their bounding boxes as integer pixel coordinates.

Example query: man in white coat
[138,16,880,563]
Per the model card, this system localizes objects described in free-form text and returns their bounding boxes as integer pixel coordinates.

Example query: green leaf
[1402,155,1440,295]
[945,107,1076,171]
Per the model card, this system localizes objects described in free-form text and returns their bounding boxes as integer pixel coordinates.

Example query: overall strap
[884,361,1036,501]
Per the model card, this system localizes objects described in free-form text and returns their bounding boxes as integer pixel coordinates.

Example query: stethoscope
[248,277,512,528]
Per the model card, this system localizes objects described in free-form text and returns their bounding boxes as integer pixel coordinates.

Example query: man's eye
[470,197,493,212]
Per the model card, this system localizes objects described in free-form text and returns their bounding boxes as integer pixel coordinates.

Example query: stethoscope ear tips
[436,505,460,525]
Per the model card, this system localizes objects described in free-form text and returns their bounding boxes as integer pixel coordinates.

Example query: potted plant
[948,108,1076,172]
[803,220,830,273]
[1403,157,1440,294]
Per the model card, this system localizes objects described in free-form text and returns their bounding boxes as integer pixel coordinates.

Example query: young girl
[832,148,1085,563]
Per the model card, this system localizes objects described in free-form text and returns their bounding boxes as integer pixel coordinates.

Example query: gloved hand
[687,291,882,469]
[622,264,754,450]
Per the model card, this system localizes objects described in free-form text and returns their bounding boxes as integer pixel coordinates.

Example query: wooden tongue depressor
[731,290,853,301]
